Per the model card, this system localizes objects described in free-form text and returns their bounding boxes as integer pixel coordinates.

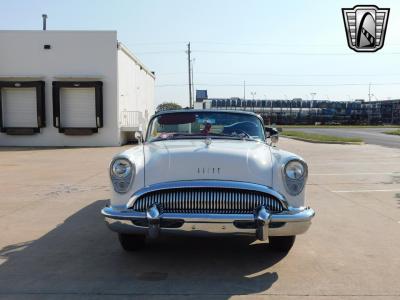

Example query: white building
[0,30,155,146]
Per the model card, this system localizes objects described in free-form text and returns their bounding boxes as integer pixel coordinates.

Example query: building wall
[0,30,120,146]
[117,45,155,143]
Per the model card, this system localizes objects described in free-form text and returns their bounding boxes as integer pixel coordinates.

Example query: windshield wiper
[206,132,259,141]
[150,133,204,142]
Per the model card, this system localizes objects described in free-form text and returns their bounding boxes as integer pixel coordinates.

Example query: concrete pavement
[0,139,399,299]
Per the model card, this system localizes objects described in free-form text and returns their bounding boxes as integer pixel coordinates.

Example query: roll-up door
[2,88,37,127]
[60,88,96,128]
[53,81,103,135]
[0,81,45,135]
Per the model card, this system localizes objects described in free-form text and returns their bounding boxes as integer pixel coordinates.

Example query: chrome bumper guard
[101,205,315,241]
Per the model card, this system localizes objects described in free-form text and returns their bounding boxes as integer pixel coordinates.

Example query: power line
[194,50,400,56]
[135,50,184,55]
[130,40,400,47]
[155,82,400,87]
[136,49,400,56]
[193,41,346,47]
[129,41,187,45]
[157,71,400,77]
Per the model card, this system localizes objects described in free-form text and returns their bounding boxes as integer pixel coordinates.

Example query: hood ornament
[204,137,212,147]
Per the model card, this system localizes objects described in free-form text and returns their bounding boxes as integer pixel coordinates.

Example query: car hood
[143,139,273,186]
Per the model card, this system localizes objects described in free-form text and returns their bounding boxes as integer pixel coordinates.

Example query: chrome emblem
[342,5,390,52]
[197,167,221,175]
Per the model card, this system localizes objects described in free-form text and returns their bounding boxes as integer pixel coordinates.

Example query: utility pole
[187,43,192,108]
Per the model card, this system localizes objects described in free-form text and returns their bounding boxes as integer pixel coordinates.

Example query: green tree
[156,102,182,112]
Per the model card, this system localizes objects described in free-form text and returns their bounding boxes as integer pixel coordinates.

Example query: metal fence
[120,111,143,128]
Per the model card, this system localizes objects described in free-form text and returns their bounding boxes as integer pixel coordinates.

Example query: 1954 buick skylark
[101,110,315,253]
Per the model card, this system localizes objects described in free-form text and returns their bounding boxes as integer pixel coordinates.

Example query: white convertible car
[102,110,315,253]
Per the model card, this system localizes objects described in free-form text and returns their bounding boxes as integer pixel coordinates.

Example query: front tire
[118,233,146,251]
[269,236,296,253]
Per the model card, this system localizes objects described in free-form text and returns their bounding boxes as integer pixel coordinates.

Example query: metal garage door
[60,88,97,128]
[2,88,37,127]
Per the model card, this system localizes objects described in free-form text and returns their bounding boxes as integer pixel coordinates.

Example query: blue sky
[1,0,400,106]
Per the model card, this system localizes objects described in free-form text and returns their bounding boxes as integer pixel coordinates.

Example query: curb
[281,136,364,145]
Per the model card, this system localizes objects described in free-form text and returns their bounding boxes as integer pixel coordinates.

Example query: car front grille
[131,188,284,214]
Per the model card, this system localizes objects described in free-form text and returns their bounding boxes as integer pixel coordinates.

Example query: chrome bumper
[101,205,315,241]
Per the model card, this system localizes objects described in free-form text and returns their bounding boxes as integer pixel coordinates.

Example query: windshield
[146,112,265,142]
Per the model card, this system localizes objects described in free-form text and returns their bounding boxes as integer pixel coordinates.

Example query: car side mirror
[270,134,279,146]
[265,127,279,146]
[135,131,144,144]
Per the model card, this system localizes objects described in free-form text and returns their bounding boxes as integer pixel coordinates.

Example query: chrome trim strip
[126,180,288,209]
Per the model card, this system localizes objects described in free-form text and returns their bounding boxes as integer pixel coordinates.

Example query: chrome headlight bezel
[282,158,308,196]
[110,157,135,193]
[285,160,306,180]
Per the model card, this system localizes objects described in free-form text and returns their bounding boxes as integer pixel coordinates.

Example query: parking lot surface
[286,127,400,148]
[0,139,399,299]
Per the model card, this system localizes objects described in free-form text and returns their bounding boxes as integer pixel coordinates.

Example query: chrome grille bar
[131,188,284,214]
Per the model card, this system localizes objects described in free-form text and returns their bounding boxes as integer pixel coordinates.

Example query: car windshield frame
[145,111,266,143]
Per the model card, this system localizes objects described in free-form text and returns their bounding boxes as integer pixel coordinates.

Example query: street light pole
[191,58,195,106]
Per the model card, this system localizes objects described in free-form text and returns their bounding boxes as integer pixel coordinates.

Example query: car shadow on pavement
[0,200,286,298]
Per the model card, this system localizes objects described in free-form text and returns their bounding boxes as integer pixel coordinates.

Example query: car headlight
[283,159,308,195]
[285,160,305,179]
[110,158,134,193]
